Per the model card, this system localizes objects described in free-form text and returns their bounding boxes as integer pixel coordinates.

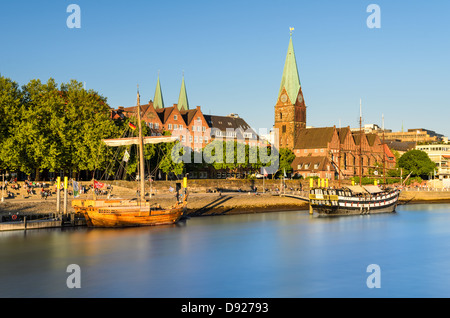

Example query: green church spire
[153,73,164,109]
[177,74,189,111]
[278,31,301,104]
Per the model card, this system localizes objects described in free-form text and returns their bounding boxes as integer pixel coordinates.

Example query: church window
[282,125,286,133]
[280,112,283,120]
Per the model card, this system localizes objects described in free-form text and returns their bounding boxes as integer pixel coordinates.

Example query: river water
[1,203,450,298]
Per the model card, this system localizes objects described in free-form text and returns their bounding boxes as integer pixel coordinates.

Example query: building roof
[366,133,379,147]
[294,127,335,149]
[180,107,202,126]
[204,114,258,139]
[336,127,351,144]
[384,139,416,152]
[291,155,332,171]
[155,106,176,123]
[352,131,368,146]
[153,75,164,109]
[278,35,301,105]
[177,75,189,111]
[383,143,396,161]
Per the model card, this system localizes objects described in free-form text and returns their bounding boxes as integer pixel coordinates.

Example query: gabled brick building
[290,125,390,179]
[111,75,259,153]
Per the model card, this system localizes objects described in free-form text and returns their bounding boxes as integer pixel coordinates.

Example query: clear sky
[1,0,449,138]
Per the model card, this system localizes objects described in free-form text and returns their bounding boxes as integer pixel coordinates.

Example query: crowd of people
[0,178,110,200]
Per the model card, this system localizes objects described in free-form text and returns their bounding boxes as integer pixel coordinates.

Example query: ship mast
[136,86,145,202]
[359,99,363,186]
[382,113,386,185]
[338,119,341,187]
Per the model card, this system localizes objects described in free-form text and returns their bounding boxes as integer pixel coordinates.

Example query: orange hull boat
[73,199,187,228]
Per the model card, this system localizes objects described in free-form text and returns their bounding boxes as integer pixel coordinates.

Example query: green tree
[0,75,24,171]
[397,149,436,178]
[159,134,184,180]
[3,78,66,179]
[61,80,120,175]
[275,147,295,178]
[1,78,120,180]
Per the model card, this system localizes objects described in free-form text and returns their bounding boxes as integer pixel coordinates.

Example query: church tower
[177,74,189,111]
[153,73,164,109]
[274,29,306,149]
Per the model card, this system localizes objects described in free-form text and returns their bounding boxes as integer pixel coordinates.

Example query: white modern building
[416,144,450,179]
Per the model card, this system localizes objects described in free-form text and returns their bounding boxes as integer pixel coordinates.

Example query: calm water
[1,203,450,298]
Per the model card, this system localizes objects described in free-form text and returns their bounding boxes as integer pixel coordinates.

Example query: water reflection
[1,204,450,297]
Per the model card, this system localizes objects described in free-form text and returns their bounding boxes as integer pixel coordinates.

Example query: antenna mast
[382,113,386,184]
[359,99,363,186]
[137,85,145,203]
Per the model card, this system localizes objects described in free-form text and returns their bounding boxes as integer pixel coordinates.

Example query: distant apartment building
[416,144,450,179]
[350,123,392,134]
[382,128,444,143]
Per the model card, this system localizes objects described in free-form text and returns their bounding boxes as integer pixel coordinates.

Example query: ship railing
[309,193,339,206]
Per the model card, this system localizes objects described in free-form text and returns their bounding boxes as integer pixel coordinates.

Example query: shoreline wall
[105,178,347,193]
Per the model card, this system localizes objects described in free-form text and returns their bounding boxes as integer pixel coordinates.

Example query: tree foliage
[0,76,120,179]
[397,149,436,178]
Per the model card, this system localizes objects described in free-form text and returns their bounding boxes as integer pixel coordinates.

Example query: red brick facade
[274,87,306,149]
[291,126,396,179]
[112,102,259,152]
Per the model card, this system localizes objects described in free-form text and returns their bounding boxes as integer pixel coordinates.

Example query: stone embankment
[399,188,450,204]
[1,179,449,219]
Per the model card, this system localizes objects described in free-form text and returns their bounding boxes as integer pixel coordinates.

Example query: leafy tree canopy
[0,76,120,179]
[397,149,436,178]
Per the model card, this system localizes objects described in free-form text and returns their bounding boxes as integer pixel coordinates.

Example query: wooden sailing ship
[72,89,187,227]
[309,185,400,216]
[309,100,400,216]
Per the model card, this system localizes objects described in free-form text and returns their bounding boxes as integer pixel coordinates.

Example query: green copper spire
[177,74,189,111]
[153,73,164,109]
[278,32,301,104]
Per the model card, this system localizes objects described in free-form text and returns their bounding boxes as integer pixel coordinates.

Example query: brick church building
[275,32,395,180]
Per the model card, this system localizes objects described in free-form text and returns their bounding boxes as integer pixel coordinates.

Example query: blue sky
[1,0,449,138]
